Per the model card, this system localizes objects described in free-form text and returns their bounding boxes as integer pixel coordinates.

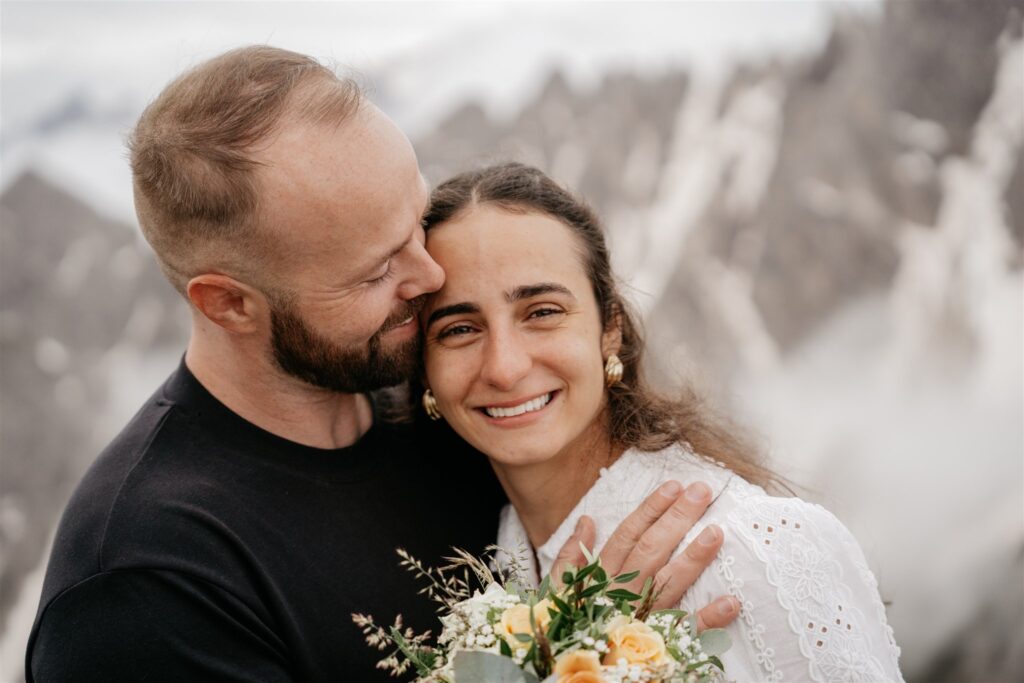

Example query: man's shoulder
[44,386,166,545]
[39,368,237,597]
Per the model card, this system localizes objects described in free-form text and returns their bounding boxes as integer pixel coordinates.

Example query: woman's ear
[601,307,623,358]
[186,273,266,334]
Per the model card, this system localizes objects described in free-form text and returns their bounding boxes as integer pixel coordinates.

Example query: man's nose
[396,239,444,300]
[479,330,531,391]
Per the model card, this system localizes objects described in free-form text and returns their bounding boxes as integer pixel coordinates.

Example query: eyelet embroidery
[729,494,896,682]
[717,552,784,681]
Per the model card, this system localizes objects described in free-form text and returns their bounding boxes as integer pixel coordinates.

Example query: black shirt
[27,361,505,681]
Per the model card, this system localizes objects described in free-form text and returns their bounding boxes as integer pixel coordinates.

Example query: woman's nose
[479,330,531,391]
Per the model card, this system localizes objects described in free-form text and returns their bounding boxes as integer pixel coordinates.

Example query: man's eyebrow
[506,282,575,302]
[426,302,480,327]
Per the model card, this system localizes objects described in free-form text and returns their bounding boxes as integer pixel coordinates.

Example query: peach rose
[554,649,604,683]
[559,672,605,683]
[602,615,669,666]
[499,599,553,647]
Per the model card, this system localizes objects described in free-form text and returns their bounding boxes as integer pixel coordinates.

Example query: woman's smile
[477,389,560,425]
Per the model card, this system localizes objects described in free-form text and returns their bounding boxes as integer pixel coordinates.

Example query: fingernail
[659,481,682,498]
[697,526,719,546]
[717,597,738,616]
[685,482,711,503]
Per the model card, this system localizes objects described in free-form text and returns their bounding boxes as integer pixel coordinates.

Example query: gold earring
[422,389,442,420]
[604,354,624,387]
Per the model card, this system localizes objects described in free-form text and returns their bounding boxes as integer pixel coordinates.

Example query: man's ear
[601,307,623,358]
[186,274,266,334]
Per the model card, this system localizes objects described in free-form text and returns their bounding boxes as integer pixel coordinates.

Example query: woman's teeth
[484,393,552,419]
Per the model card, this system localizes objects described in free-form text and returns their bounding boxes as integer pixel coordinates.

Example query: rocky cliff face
[413,2,1022,392]
[0,172,189,627]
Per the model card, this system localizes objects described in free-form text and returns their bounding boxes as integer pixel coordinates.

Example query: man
[27,46,738,681]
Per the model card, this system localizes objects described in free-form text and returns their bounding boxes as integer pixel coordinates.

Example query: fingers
[650,523,724,609]
[598,481,686,574]
[694,596,741,632]
[550,516,596,586]
[607,482,714,594]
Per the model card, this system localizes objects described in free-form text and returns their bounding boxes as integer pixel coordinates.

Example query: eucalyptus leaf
[452,651,540,683]
[552,594,572,616]
[575,563,598,582]
[612,570,639,584]
[698,628,732,657]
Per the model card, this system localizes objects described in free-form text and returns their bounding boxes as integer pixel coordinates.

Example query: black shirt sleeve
[30,569,294,683]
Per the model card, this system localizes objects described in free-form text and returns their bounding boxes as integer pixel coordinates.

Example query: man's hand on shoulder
[551,480,740,632]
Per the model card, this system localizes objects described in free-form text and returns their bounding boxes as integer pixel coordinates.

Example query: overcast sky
[0,0,880,219]
[1,1,881,131]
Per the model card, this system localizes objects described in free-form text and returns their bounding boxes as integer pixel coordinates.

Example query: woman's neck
[490,424,624,550]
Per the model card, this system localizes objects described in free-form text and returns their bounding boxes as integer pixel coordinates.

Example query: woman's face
[422,204,619,468]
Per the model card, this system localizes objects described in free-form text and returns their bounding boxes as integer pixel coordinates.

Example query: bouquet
[352,545,730,682]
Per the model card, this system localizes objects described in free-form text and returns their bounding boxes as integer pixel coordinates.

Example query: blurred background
[1,0,1021,680]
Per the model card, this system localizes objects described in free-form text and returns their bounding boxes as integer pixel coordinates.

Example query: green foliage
[354,547,729,682]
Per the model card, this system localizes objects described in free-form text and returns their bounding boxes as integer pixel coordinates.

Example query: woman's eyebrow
[506,282,575,302]
[426,302,479,327]
[426,283,574,327]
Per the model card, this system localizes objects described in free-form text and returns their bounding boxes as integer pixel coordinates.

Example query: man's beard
[269,298,424,394]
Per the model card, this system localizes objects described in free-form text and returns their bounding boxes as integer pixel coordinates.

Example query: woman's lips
[477,390,559,424]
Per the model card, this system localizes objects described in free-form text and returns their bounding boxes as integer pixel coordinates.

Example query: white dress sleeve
[500,448,905,682]
[711,490,903,682]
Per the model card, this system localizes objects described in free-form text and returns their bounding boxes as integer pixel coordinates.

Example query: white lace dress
[495,444,904,682]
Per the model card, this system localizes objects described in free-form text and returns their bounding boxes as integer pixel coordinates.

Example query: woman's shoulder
[715,480,864,560]
[710,485,904,680]
[621,442,737,500]
[617,450,903,679]
[625,444,857,551]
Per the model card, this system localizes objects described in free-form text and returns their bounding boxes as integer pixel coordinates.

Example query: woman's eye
[528,307,563,320]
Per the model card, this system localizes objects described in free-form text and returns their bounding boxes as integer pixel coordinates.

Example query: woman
[418,163,903,681]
